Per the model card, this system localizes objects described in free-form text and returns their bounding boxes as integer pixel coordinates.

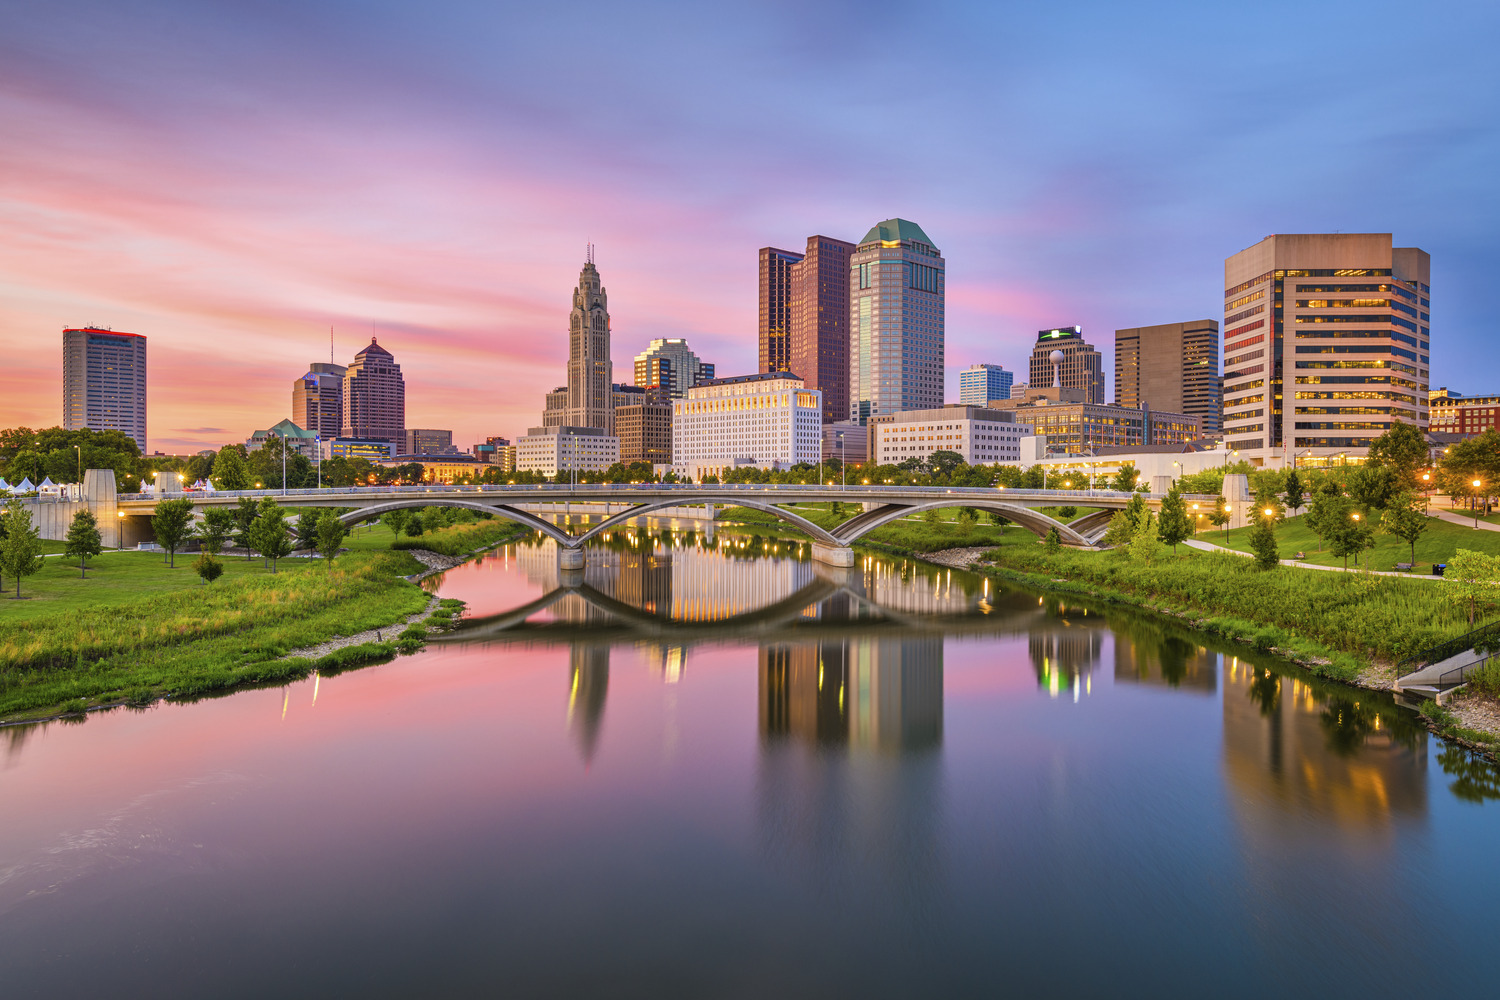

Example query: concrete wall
[16,469,124,547]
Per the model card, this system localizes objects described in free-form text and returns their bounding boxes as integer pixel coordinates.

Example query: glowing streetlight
[1474,479,1484,528]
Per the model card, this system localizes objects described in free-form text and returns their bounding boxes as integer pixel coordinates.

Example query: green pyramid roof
[860,218,935,247]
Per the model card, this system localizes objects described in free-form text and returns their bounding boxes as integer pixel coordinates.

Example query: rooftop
[699,372,803,387]
[859,218,935,247]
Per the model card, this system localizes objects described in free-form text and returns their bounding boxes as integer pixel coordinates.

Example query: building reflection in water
[567,646,610,764]
[1221,656,1426,838]
[1027,602,1103,702]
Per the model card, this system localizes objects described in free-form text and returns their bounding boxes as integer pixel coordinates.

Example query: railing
[1397,618,1500,673]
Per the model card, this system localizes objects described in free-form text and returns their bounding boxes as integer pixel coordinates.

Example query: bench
[1395,562,1413,572]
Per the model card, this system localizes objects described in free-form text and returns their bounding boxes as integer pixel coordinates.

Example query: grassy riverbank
[1206,512,1500,573]
[718,503,1013,552]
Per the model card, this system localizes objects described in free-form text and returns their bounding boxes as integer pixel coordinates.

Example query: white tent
[39,476,54,488]
[0,478,10,494]
[16,477,35,492]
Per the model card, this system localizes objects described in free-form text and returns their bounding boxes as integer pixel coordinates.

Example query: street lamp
[1474,479,1484,528]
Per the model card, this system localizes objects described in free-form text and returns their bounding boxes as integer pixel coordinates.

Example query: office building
[616,397,673,466]
[1429,389,1500,438]
[822,422,868,465]
[323,437,397,462]
[247,418,319,459]
[868,405,1032,466]
[62,327,148,453]
[959,364,1014,406]
[671,373,822,481]
[471,436,514,469]
[789,235,857,423]
[404,428,456,455]
[542,253,615,433]
[988,395,1200,456]
[759,246,803,373]
[633,338,715,399]
[1114,320,1222,435]
[382,454,489,484]
[342,338,405,444]
[848,219,945,424]
[292,363,345,441]
[516,425,620,476]
[1223,233,1430,467]
[1029,327,1105,404]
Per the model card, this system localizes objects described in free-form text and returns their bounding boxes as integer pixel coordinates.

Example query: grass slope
[1208,512,1500,573]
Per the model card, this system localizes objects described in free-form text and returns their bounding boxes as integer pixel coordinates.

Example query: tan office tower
[563,252,614,433]
[1114,320,1222,435]
[1222,233,1430,468]
[758,246,803,373]
[789,234,856,423]
[1028,327,1104,404]
[292,362,345,441]
[62,327,147,453]
[342,338,406,444]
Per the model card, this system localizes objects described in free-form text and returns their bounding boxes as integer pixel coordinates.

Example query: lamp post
[1421,471,1431,514]
[838,431,845,490]
[315,434,321,490]
[1474,479,1483,528]
[75,444,81,485]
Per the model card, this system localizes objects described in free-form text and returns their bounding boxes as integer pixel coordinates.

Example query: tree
[1366,419,1429,481]
[929,450,964,478]
[232,497,260,558]
[1129,509,1161,564]
[0,500,45,598]
[1447,549,1500,627]
[1208,495,1232,536]
[316,512,348,567]
[956,507,977,535]
[1283,468,1305,515]
[198,508,234,556]
[211,444,251,491]
[381,508,410,540]
[1044,526,1061,551]
[1110,463,1140,492]
[194,553,224,585]
[1305,478,1343,552]
[1103,492,1148,547]
[1381,491,1428,567]
[1249,513,1280,570]
[1326,501,1376,571]
[1157,486,1192,554]
[151,497,195,568]
[248,503,293,573]
[406,513,425,537]
[295,510,321,550]
[1346,463,1396,513]
[65,508,102,578]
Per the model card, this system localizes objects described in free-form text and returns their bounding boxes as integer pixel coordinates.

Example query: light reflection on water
[0,529,1496,997]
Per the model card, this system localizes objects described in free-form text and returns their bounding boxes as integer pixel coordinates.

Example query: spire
[586,242,594,266]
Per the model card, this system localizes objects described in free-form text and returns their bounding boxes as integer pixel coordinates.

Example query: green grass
[1207,512,1500,573]
[717,504,1014,552]
[391,518,531,556]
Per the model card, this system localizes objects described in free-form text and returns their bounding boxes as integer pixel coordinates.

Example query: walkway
[1432,508,1500,532]
[1183,538,1446,580]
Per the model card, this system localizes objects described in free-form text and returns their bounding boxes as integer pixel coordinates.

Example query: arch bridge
[115,483,1212,565]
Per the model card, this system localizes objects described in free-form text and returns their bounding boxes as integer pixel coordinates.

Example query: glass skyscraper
[848,219,945,424]
[62,327,147,453]
[959,363,1013,405]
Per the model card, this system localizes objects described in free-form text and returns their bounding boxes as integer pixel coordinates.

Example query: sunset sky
[2,0,1497,453]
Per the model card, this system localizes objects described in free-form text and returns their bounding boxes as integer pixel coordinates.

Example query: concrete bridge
[22,470,1217,563]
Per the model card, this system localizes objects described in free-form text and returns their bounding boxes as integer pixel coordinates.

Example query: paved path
[1183,538,1445,580]
[1432,508,1500,532]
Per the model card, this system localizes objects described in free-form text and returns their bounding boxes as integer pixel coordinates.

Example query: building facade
[959,363,1014,406]
[342,338,405,444]
[382,455,489,483]
[616,399,673,466]
[62,327,148,453]
[868,405,1033,466]
[671,373,822,480]
[759,247,803,373]
[789,235,857,424]
[543,256,614,433]
[1429,389,1500,438]
[516,425,620,476]
[404,428,455,455]
[1028,327,1105,404]
[988,398,1200,456]
[247,418,319,459]
[633,338,714,399]
[292,362,345,441]
[323,437,397,461]
[821,421,869,465]
[1222,233,1430,467]
[848,219,945,424]
[1114,320,1222,434]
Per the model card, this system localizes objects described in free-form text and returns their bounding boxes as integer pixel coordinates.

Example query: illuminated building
[848,219,945,424]
[959,363,1014,406]
[292,362,345,440]
[62,327,148,453]
[1029,327,1105,404]
[868,404,1032,465]
[671,373,822,481]
[542,253,614,433]
[342,338,405,445]
[1113,320,1222,435]
[515,425,620,476]
[1428,388,1500,437]
[633,338,715,399]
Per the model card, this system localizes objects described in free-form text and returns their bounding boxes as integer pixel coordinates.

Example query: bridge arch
[338,499,575,546]
[572,497,841,547]
[831,500,1092,547]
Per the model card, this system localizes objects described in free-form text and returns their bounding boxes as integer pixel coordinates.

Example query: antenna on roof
[587,242,594,265]
[330,324,334,364]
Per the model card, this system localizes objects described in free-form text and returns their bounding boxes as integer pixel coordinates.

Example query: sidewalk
[1432,508,1500,532]
[1183,538,1445,580]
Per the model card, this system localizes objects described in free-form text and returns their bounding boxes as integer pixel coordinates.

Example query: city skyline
[2,2,1496,450]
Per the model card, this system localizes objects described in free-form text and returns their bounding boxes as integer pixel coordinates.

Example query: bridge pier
[558,547,586,570]
[811,543,855,567]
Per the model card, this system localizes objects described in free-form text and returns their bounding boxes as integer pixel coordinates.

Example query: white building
[1007,441,1230,483]
[868,405,1033,466]
[671,373,822,481]
[516,425,620,477]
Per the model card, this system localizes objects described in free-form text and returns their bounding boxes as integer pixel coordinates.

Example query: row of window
[1225,319,1264,341]
[1225,290,1264,310]
[1294,421,1392,430]
[1225,305,1264,325]
[1294,314,1392,324]
[1226,393,1266,405]
[1295,298,1389,309]
[1225,333,1264,353]
[1226,349,1264,366]
[1293,374,1425,389]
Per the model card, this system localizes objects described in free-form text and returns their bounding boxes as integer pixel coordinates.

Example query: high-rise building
[544,254,614,433]
[633,338,714,398]
[342,338,405,444]
[671,373,823,481]
[292,362,345,441]
[1222,233,1430,467]
[403,428,455,455]
[62,327,147,452]
[616,398,673,466]
[959,363,1013,405]
[1114,320,1222,435]
[789,235,856,424]
[848,219,945,424]
[759,247,803,373]
[1028,327,1105,404]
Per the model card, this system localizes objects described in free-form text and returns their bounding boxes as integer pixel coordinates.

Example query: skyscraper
[1114,320,1221,435]
[342,338,405,444]
[633,338,715,398]
[1028,327,1105,404]
[758,246,803,373]
[959,363,1013,405]
[552,254,614,433]
[1222,233,1430,467]
[789,235,856,424]
[292,362,345,440]
[62,327,147,452]
[848,219,945,424]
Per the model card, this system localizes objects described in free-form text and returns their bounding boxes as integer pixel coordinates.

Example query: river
[1,529,1497,998]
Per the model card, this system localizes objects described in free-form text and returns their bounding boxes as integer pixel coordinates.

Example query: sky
[1,0,1497,453]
